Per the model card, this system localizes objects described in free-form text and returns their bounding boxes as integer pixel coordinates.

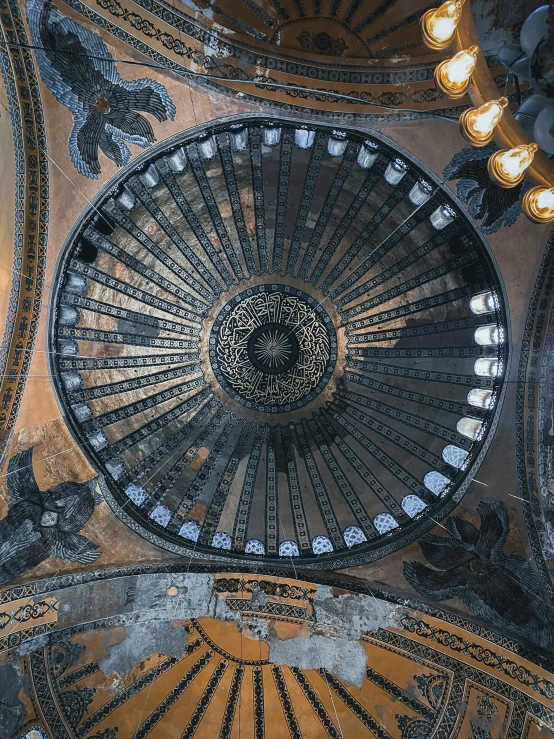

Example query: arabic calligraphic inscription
[209,285,337,413]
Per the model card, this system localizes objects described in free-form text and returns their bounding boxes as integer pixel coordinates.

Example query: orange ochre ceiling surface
[10,574,554,739]
[174,0,435,60]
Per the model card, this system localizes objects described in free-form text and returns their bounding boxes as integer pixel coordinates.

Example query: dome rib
[50,115,508,567]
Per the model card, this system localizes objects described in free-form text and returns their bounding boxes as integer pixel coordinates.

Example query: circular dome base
[49,115,508,567]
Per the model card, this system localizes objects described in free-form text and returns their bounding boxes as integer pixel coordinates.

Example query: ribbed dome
[49,115,507,567]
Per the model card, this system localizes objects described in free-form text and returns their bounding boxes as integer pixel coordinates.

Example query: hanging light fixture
[419,1,554,224]
[434,46,479,99]
[488,143,538,188]
[523,186,554,223]
[459,97,509,146]
[420,0,465,50]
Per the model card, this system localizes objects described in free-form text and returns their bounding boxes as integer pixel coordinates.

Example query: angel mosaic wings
[0,447,100,585]
[26,0,176,178]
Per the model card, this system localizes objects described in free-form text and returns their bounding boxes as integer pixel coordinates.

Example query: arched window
[430,204,455,230]
[409,180,433,206]
[343,526,368,548]
[467,388,493,409]
[229,124,248,152]
[357,141,378,169]
[474,324,502,346]
[198,135,217,159]
[442,445,469,469]
[178,520,200,542]
[470,291,496,314]
[312,536,334,555]
[26,729,47,739]
[457,417,483,440]
[166,147,187,173]
[384,158,408,185]
[474,358,500,377]
[295,127,315,149]
[149,505,171,527]
[374,513,399,534]
[279,540,300,557]
[328,131,348,157]
[402,495,427,518]
[424,471,450,496]
[245,539,265,555]
[212,532,232,550]
[125,484,146,506]
[263,126,282,147]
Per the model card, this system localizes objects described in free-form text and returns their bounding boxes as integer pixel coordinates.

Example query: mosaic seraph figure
[404,497,554,652]
[26,0,176,178]
[443,143,529,234]
[0,447,100,584]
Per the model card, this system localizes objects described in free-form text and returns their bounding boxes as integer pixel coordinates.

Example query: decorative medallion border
[516,226,554,600]
[0,0,49,460]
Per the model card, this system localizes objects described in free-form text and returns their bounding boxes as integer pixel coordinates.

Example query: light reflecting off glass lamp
[421,0,465,50]
[434,46,479,99]
[488,143,538,188]
[523,186,554,223]
[459,97,508,146]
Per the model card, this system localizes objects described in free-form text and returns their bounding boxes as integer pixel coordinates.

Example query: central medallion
[209,285,336,413]
[248,324,299,374]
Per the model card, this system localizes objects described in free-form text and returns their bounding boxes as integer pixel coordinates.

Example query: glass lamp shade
[459,97,508,146]
[523,186,554,223]
[434,46,479,99]
[420,0,465,50]
[487,143,538,188]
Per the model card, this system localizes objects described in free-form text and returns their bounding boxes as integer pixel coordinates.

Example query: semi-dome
[49,115,508,567]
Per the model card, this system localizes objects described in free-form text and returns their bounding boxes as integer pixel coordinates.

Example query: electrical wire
[0,38,464,122]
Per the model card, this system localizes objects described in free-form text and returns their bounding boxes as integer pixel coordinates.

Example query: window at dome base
[424,471,450,496]
[470,291,496,314]
[402,495,427,518]
[467,388,493,408]
[179,520,200,542]
[212,532,232,550]
[457,417,484,440]
[245,539,265,555]
[474,358,501,377]
[279,540,300,558]
[344,526,368,548]
[312,536,334,555]
[442,445,469,469]
[475,324,503,345]
[374,513,399,534]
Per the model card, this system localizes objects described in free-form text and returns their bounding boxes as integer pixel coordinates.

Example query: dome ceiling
[9,570,554,739]
[178,0,434,59]
[49,115,508,567]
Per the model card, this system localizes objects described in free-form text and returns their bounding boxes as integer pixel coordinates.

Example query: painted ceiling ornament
[443,142,530,234]
[296,29,349,56]
[0,447,100,585]
[403,497,554,652]
[26,0,176,178]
